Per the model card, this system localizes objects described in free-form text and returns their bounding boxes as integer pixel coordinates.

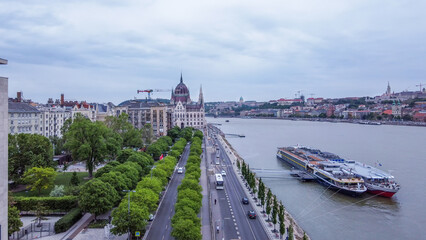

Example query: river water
[207,117,426,240]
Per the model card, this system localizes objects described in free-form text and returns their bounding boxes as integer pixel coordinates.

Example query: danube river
[207,117,426,240]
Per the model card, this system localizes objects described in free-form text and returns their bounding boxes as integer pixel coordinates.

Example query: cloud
[1,0,426,103]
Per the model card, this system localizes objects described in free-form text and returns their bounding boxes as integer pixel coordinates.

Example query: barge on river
[277,145,399,197]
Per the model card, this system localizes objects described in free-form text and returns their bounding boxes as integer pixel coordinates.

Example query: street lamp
[123,190,136,240]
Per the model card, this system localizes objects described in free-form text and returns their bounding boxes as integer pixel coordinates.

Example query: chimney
[17,91,22,102]
[61,93,64,106]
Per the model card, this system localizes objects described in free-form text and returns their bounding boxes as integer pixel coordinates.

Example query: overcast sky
[1,0,425,104]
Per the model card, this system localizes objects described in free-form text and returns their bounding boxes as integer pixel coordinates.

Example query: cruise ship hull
[368,190,396,198]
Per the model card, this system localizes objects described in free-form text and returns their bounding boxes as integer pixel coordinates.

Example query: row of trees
[171,131,203,240]
[110,138,187,239]
[238,160,290,239]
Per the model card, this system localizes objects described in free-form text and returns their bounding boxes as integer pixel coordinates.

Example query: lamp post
[123,190,136,240]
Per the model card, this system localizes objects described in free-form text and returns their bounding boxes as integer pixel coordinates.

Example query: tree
[23,167,57,196]
[8,133,54,181]
[172,207,199,226]
[116,149,136,163]
[171,219,202,240]
[33,202,48,227]
[105,113,142,148]
[303,232,308,240]
[100,171,129,196]
[279,201,285,238]
[111,201,149,239]
[137,177,162,194]
[272,195,278,232]
[49,185,65,197]
[193,130,203,140]
[132,188,159,212]
[49,135,65,155]
[288,224,294,240]
[64,115,121,178]
[266,189,272,221]
[237,160,241,170]
[8,193,23,236]
[141,123,154,145]
[178,179,202,193]
[177,189,202,205]
[70,171,80,186]
[78,179,119,220]
[258,179,265,212]
[167,126,182,142]
[146,144,162,160]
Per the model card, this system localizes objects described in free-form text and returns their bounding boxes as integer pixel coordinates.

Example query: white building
[72,102,97,122]
[170,74,206,129]
[38,106,72,138]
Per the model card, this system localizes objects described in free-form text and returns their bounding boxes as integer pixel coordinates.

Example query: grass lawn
[14,172,90,197]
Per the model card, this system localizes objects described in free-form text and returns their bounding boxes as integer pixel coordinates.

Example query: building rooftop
[8,102,40,113]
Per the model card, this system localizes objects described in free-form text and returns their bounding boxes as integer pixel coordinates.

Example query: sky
[1,0,426,104]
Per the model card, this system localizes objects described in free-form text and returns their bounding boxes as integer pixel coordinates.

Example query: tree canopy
[23,167,57,196]
[8,133,54,182]
[105,113,142,148]
[78,179,119,219]
[64,114,122,178]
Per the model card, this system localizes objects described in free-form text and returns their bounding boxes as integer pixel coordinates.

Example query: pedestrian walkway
[60,213,94,240]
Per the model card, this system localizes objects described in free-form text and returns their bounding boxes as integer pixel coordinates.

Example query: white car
[177,167,183,174]
[221,170,226,176]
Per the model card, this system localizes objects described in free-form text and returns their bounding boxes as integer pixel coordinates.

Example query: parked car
[242,197,249,204]
[177,167,183,174]
[148,214,154,221]
[247,210,256,219]
[221,170,226,176]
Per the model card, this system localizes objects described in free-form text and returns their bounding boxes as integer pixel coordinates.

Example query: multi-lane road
[144,144,190,240]
[207,128,270,240]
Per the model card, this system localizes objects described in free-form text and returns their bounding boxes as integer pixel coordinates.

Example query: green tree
[147,144,162,160]
[116,149,136,163]
[33,202,48,226]
[171,219,202,240]
[105,113,142,148]
[167,126,182,142]
[70,171,80,186]
[172,206,199,226]
[8,193,23,236]
[49,135,65,155]
[193,130,203,140]
[303,232,308,240]
[64,115,121,178]
[132,188,159,212]
[178,179,202,193]
[175,197,201,213]
[23,167,57,196]
[8,133,54,181]
[258,179,265,213]
[111,201,149,239]
[137,177,162,194]
[279,201,285,238]
[100,171,129,196]
[288,224,294,240]
[78,179,119,220]
[266,189,272,221]
[272,195,278,232]
[177,189,202,205]
[141,123,154,145]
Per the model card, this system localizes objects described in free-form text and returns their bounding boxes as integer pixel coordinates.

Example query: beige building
[117,101,169,136]
[1,57,8,240]
[72,102,97,122]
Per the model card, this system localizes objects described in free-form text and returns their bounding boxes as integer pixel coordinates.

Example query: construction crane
[416,83,425,92]
[137,89,171,99]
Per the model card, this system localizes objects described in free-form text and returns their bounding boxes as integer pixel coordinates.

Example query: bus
[215,173,224,190]
[215,150,220,165]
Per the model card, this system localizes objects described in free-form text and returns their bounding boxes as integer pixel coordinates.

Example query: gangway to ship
[251,168,316,181]
[224,133,245,138]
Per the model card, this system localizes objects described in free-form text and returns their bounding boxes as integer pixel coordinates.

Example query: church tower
[386,82,391,96]
[198,85,204,106]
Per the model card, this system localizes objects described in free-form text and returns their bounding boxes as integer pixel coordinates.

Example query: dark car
[247,210,256,219]
[242,197,249,204]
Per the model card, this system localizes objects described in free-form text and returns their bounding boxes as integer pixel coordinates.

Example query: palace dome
[171,73,191,104]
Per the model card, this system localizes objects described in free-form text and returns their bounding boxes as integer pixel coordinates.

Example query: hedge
[54,208,83,233]
[14,196,78,211]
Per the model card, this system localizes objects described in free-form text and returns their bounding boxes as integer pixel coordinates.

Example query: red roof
[383,109,392,115]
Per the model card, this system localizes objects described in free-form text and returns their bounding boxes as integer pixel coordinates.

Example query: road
[207,128,270,240]
[144,144,190,240]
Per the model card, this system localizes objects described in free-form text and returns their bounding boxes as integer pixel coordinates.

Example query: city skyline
[1,0,426,103]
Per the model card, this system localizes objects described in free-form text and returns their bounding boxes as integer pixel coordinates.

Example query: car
[148,214,154,221]
[247,210,256,219]
[221,170,226,176]
[177,167,183,174]
[242,197,249,204]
